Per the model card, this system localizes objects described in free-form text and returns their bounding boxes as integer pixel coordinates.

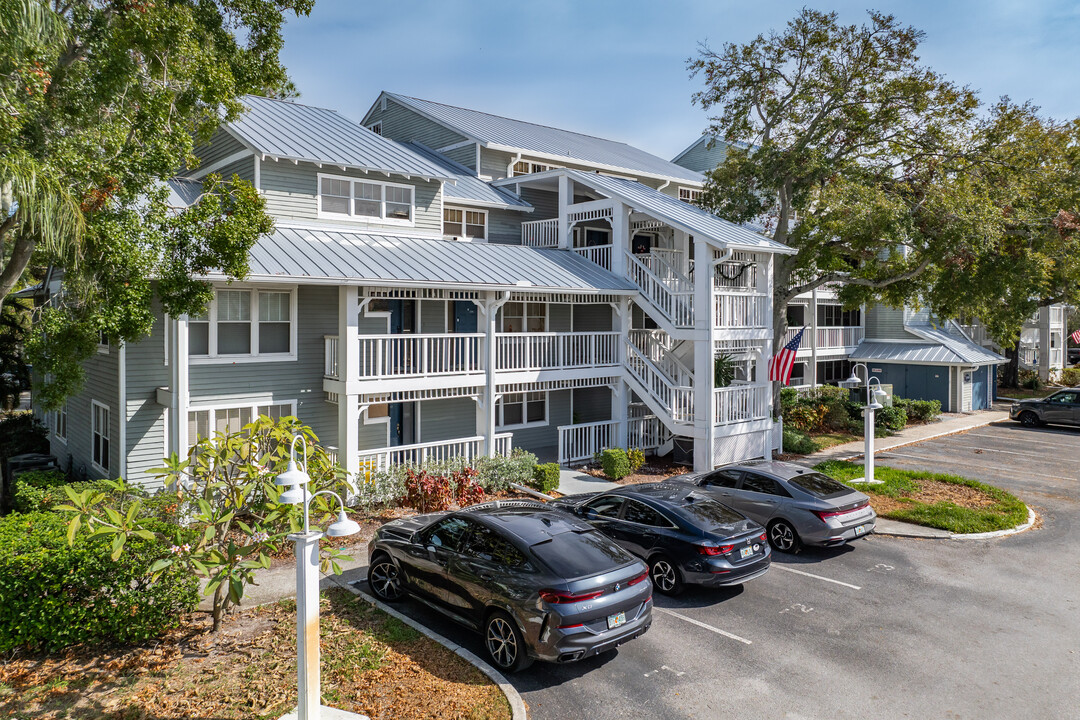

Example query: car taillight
[627,571,648,586]
[697,544,733,556]
[539,589,603,604]
[557,623,584,629]
[758,533,767,543]
[813,501,869,523]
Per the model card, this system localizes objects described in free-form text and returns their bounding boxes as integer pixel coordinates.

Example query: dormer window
[318,174,414,224]
[368,121,382,136]
[511,160,558,177]
[443,208,486,240]
[679,187,702,204]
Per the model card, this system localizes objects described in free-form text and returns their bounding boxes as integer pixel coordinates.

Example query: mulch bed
[0,588,510,720]
[574,455,691,486]
[868,478,999,516]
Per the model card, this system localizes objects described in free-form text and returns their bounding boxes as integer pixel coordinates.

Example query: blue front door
[453,301,477,333]
[972,365,989,410]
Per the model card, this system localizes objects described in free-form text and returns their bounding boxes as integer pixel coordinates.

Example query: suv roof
[461,502,590,544]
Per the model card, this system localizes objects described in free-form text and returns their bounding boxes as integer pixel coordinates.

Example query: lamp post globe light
[274,434,364,720]
[840,363,888,485]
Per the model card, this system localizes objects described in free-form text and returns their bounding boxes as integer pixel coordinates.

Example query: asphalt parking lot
[359,421,1080,720]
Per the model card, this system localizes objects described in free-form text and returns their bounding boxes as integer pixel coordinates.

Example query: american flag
[1071,328,1080,345]
[769,327,806,385]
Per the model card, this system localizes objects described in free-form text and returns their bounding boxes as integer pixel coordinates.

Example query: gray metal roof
[380,92,705,185]
[402,142,532,211]
[851,321,1004,365]
[167,178,203,207]
[559,170,795,255]
[227,96,454,181]
[236,227,638,293]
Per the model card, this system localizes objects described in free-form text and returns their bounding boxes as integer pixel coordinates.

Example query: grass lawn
[808,432,860,450]
[816,460,1029,534]
[996,387,1048,400]
[0,587,510,720]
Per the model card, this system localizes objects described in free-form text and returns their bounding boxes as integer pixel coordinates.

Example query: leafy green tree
[61,416,353,632]
[688,9,999,405]
[0,0,312,408]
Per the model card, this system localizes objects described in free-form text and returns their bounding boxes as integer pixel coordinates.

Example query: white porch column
[761,253,775,458]
[613,296,631,448]
[557,174,571,250]
[610,202,629,278]
[1038,305,1051,381]
[810,287,819,388]
[481,291,510,456]
[337,287,360,478]
[693,236,715,471]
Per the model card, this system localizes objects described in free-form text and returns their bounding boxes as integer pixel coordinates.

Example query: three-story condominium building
[38,94,794,488]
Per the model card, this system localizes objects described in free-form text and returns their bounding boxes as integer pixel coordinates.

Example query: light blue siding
[367,98,468,151]
[572,387,612,424]
[193,128,249,169]
[443,144,477,170]
[506,389,571,463]
[420,397,476,442]
[50,345,121,481]
[487,208,525,245]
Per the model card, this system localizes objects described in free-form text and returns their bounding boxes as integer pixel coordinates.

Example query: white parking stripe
[655,607,753,645]
[773,564,862,590]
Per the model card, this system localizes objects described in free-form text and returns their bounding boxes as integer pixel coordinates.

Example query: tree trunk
[211,580,225,632]
[771,261,793,416]
[0,230,35,312]
[1002,344,1020,388]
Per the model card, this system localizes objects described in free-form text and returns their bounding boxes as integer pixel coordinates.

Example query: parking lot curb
[950,506,1037,541]
[336,580,529,720]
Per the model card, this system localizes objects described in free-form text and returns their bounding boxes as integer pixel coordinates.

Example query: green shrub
[800,385,849,405]
[530,463,561,494]
[823,403,851,431]
[780,387,799,412]
[1061,367,1080,387]
[786,404,828,432]
[875,406,907,432]
[1019,369,1042,391]
[782,427,819,455]
[600,448,631,480]
[0,512,198,652]
[627,448,646,473]
[474,449,538,492]
[894,398,942,423]
[11,471,181,521]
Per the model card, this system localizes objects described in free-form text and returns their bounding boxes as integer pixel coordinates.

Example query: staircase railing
[625,251,694,328]
[627,328,694,387]
[624,341,694,423]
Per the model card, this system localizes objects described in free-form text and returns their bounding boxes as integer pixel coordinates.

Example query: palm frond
[0,0,67,56]
[0,153,85,261]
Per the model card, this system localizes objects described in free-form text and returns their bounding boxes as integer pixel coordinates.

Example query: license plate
[855,524,867,536]
[607,612,626,629]
[740,546,754,559]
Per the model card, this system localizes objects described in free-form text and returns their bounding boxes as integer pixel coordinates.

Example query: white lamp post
[840,363,888,484]
[275,434,361,720]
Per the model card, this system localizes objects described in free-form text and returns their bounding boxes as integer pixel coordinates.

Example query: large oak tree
[1,0,311,407]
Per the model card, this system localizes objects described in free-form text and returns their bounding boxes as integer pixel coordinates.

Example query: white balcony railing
[557,420,618,466]
[324,335,340,379]
[818,326,864,348]
[573,244,612,271]
[713,292,769,329]
[358,334,484,379]
[627,415,665,451]
[714,384,771,426]
[357,433,513,472]
[496,332,620,371]
[522,218,559,247]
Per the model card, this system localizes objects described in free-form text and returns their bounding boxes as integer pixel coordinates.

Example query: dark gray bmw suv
[366,500,652,671]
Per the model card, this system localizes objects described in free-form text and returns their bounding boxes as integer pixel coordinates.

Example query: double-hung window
[443,208,487,240]
[54,404,68,443]
[499,302,545,333]
[91,401,110,473]
[189,287,295,361]
[679,187,702,204]
[511,160,558,177]
[318,174,414,224]
[187,402,295,451]
[497,392,546,428]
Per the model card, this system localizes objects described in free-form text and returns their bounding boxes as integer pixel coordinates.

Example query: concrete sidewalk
[557,469,619,496]
[793,407,1010,467]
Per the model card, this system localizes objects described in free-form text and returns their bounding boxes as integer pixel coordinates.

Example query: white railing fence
[627,329,694,386]
[627,415,664,451]
[626,251,694,328]
[624,341,695,423]
[496,331,620,371]
[713,292,769,329]
[359,333,483,379]
[714,384,771,426]
[638,251,694,295]
[573,244,613,271]
[522,218,559,247]
[558,420,618,466]
[357,433,514,472]
[783,325,865,349]
[324,335,339,379]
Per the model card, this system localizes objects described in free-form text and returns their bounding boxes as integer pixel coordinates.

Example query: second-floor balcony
[324,331,621,381]
[784,326,864,351]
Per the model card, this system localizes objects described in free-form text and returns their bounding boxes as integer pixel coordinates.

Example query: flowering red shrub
[452,467,486,507]
[401,469,452,513]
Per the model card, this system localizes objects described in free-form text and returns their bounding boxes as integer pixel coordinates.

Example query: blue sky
[280,1,1080,161]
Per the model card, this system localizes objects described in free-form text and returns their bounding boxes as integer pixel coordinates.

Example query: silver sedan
[665,461,876,553]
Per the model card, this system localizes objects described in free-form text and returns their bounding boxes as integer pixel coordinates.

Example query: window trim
[496,391,548,430]
[90,400,111,474]
[367,121,383,136]
[97,330,109,354]
[54,404,68,444]
[678,187,702,204]
[316,172,416,227]
[188,285,298,364]
[443,206,488,241]
[186,399,297,449]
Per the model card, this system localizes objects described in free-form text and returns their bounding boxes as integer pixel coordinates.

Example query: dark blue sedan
[550,483,770,596]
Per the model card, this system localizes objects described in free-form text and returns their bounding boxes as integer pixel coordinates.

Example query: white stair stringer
[623,341,696,436]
